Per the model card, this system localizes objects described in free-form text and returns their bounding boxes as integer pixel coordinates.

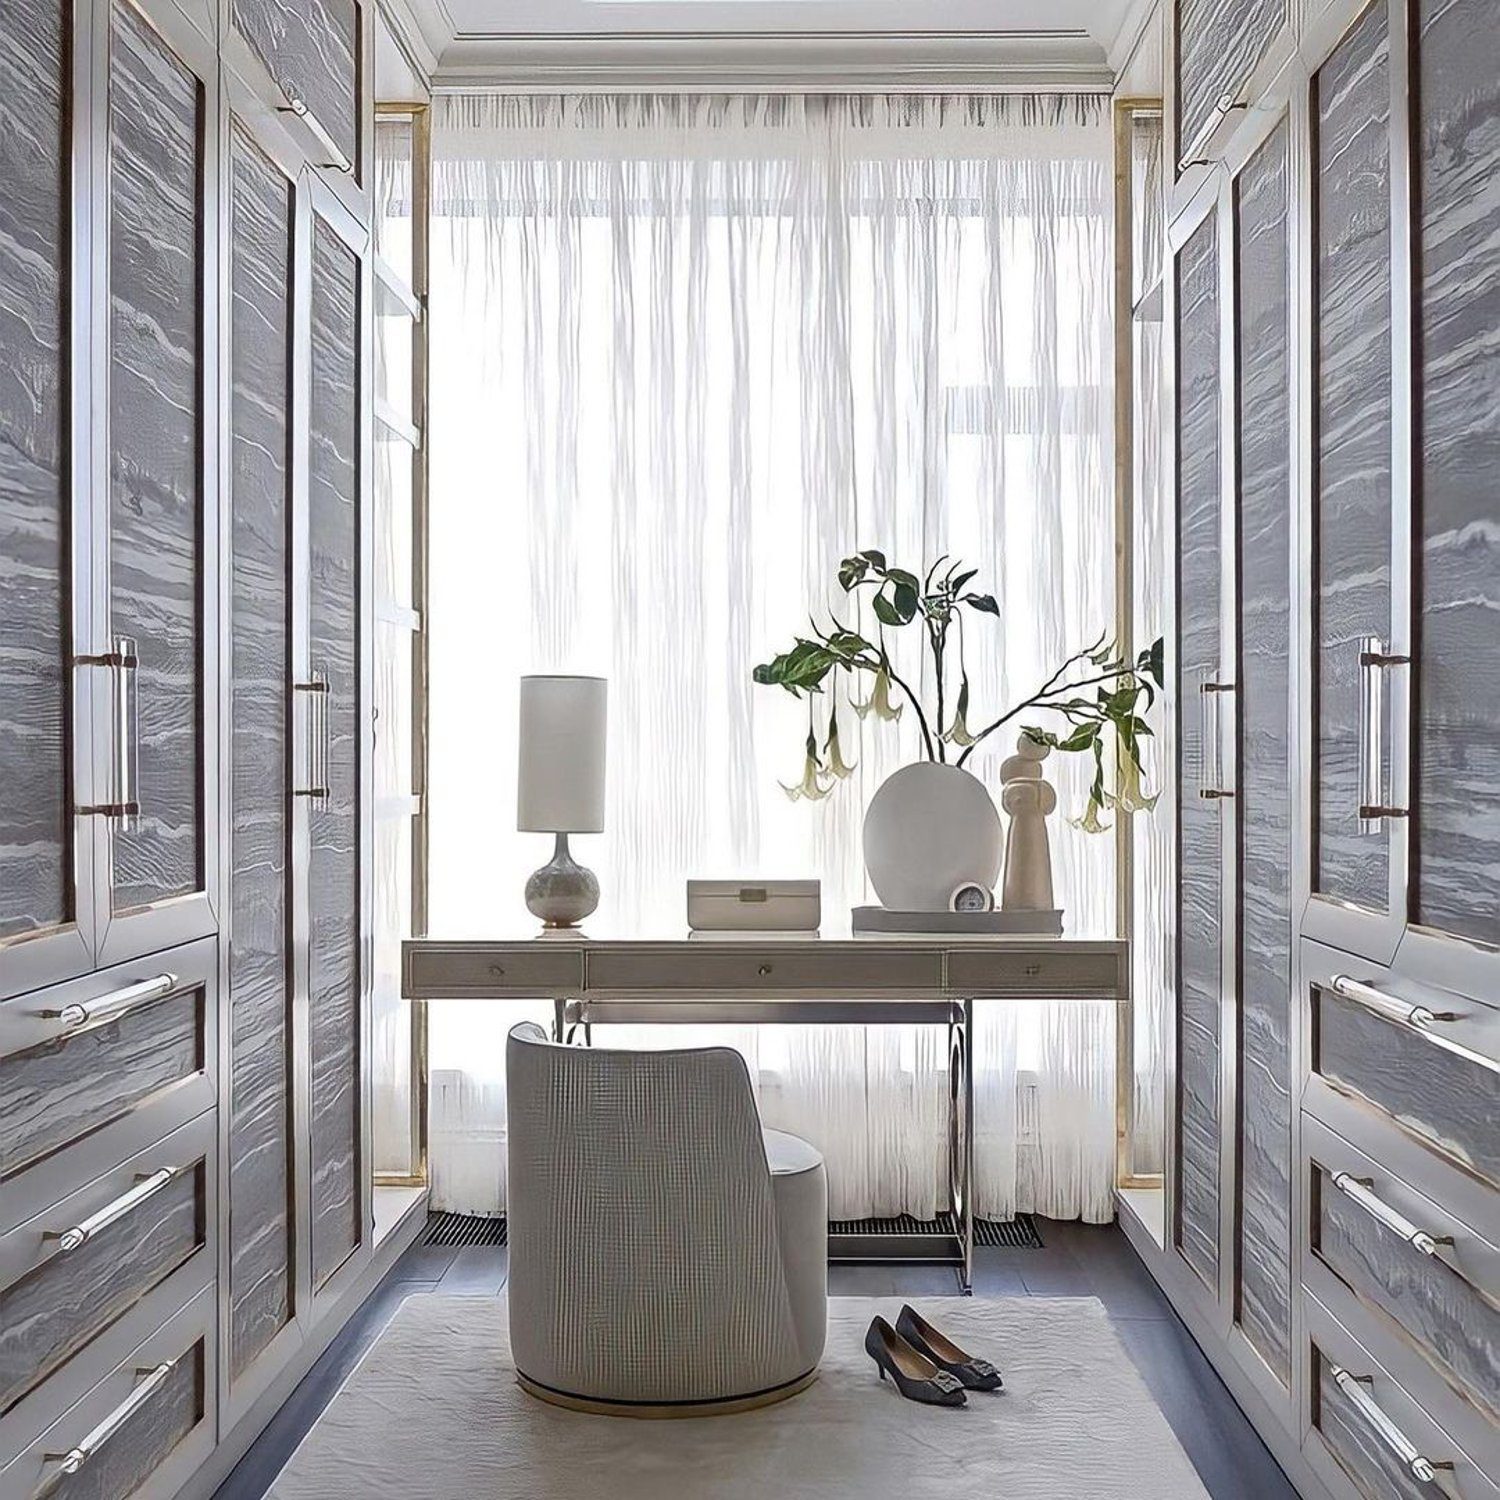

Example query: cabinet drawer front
[1312,977,1500,1188]
[1310,1142,1499,1424]
[586,947,940,994]
[0,1115,211,1417]
[1310,1332,1499,1500]
[404,943,583,998]
[946,947,1123,997]
[0,947,213,1184]
[1,1287,213,1500]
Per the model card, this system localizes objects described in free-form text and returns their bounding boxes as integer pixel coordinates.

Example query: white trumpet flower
[852,663,903,722]
[781,730,834,802]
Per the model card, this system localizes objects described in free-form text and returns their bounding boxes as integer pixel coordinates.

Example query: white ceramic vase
[862,762,1004,911]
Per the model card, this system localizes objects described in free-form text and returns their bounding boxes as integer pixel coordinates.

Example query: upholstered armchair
[505,1021,827,1416]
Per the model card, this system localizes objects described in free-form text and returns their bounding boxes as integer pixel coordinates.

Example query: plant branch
[880,647,937,762]
[957,666,1136,767]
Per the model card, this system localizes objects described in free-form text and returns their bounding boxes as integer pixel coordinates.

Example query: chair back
[505,1022,804,1402]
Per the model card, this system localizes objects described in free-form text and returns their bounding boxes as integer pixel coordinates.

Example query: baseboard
[179,1188,430,1500]
[1115,1194,1333,1500]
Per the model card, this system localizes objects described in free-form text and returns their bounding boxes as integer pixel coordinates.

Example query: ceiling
[380,0,1159,91]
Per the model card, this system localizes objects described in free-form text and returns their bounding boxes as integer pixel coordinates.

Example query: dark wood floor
[215,1218,1298,1500]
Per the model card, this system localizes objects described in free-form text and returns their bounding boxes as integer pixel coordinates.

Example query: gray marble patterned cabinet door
[231,0,359,174]
[1233,118,1292,1387]
[1413,0,1500,954]
[1174,212,1223,1293]
[1176,0,1285,164]
[1312,6,1394,923]
[106,3,206,924]
[228,127,296,1383]
[0,0,87,990]
[308,217,362,1291]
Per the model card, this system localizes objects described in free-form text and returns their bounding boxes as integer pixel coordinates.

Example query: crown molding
[430,30,1114,93]
[1104,0,1161,88]
[381,0,453,76]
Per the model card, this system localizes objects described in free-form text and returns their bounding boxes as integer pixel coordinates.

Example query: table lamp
[517,675,607,929]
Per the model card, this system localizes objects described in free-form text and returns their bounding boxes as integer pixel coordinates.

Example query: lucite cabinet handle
[41,971,178,1034]
[1358,636,1409,830]
[277,79,353,174]
[1198,675,1235,800]
[75,635,140,828]
[1180,91,1249,168]
[294,673,331,800]
[46,1166,178,1253]
[1329,1172,1452,1258]
[38,1361,176,1493]
[1328,1366,1449,1486]
[1328,974,1497,1075]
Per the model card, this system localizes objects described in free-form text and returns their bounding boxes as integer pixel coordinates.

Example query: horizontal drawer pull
[1328,1366,1451,1486]
[47,1167,179,1253]
[1330,1172,1453,1257]
[40,972,179,1033]
[1328,974,1497,1075]
[40,1360,176,1489]
[277,79,353,174]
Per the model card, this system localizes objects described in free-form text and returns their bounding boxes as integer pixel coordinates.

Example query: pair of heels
[864,1305,1003,1409]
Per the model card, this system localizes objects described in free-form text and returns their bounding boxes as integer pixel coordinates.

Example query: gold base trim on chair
[516,1368,818,1419]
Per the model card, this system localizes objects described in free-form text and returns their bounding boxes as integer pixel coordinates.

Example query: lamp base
[525,833,600,929]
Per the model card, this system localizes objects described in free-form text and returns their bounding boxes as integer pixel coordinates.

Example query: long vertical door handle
[1198,675,1235,800]
[294,673,330,800]
[1358,636,1409,828]
[75,635,140,828]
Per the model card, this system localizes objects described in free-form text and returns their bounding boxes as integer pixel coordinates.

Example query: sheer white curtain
[426,91,1119,1223]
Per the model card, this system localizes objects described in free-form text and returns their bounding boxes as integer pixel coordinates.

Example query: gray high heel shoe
[864,1316,967,1408]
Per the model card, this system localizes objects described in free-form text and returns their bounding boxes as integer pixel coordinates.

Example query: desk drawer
[0,939,216,1189]
[0,1286,214,1500]
[404,943,583,997]
[585,947,941,995]
[0,1114,213,1418]
[1307,1299,1499,1500]
[1306,952,1499,1189]
[946,946,1122,997]
[1306,1116,1499,1426]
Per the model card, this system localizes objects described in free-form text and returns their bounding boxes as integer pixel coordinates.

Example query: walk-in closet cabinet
[1151,0,1500,1493]
[0,0,217,1006]
[0,0,381,1493]
[1171,108,1294,1389]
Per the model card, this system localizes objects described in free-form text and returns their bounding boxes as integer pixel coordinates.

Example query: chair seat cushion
[763,1127,822,1178]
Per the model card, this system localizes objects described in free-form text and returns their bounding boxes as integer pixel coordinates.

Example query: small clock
[949,882,995,914]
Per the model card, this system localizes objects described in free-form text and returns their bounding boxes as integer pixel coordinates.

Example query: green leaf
[964,593,1000,616]
[872,593,902,627]
[825,629,871,657]
[949,567,978,595]
[838,557,869,592]
[858,549,888,570]
[886,568,921,592]
[891,581,921,623]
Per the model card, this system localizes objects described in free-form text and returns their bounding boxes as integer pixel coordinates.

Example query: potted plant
[752,550,1164,909]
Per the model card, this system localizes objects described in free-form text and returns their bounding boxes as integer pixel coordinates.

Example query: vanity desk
[401,929,1130,1290]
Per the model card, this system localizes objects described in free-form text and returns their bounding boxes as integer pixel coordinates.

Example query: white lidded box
[686,880,821,932]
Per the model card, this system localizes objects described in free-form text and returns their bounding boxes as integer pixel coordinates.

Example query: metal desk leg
[963,995,974,1292]
[552,996,566,1043]
[947,997,975,1294]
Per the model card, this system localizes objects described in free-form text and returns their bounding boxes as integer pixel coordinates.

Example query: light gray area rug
[270,1296,1209,1499]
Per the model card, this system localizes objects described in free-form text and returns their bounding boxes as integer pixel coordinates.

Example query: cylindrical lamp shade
[516,675,608,833]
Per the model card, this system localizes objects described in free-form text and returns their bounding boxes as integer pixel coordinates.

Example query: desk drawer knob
[758,964,773,976]
[489,964,506,977]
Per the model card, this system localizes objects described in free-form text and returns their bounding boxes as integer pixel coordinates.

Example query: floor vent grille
[829,1212,1043,1249]
[422,1211,1040,1251]
[422,1212,508,1248]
